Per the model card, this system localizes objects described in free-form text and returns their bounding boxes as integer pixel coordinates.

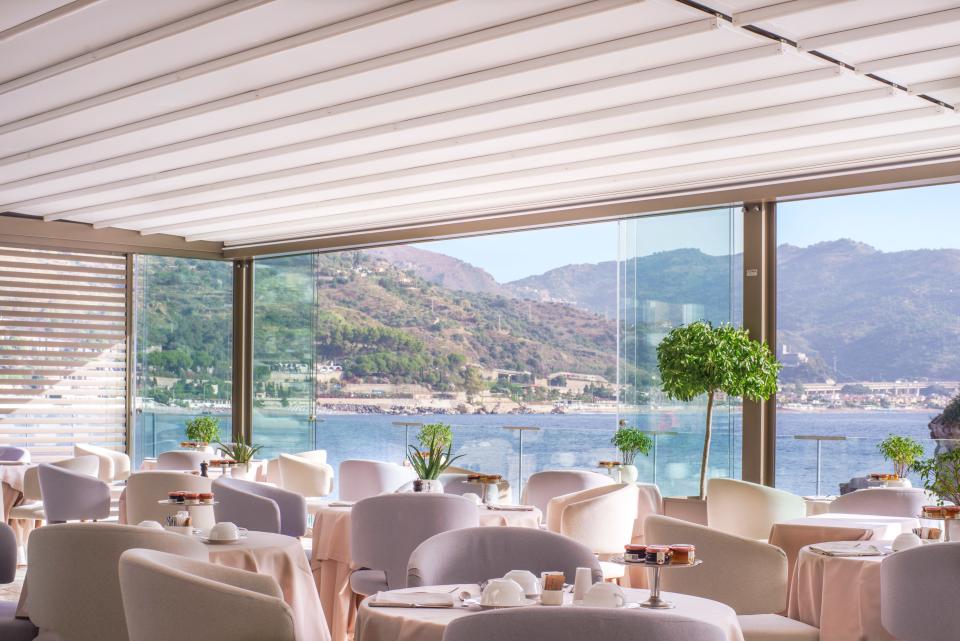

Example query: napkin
[486,505,534,512]
[329,501,355,508]
[373,592,456,607]
[809,542,886,557]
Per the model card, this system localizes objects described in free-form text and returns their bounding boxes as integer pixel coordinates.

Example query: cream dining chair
[27,523,207,641]
[521,469,615,515]
[645,515,820,641]
[9,455,100,521]
[278,452,334,504]
[706,478,806,541]
[75,443,131,482]
[156,449,209,471]
[881,541,960,641]
[124,471,214,529]
[546,483,639,581]
[119,548,295,641]
[338,459,417,501]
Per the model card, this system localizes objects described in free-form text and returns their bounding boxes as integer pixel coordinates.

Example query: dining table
[768,512,917,596]
[354,584,745,641]
[787,542,892,641]
[311,501,543,641]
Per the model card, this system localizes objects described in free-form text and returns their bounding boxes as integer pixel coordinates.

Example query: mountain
[366,245,510,296]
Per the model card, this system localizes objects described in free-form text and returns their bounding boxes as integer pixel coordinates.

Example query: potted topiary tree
[184,415,221,448]
[611,419,654,483]
[912,449,960,507]
[406,423,465,493]
[877,435,925,480]
[657,321,781,500]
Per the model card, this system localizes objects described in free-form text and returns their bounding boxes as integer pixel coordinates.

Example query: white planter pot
[620,464,639,483]
[231,463,255,480]
[414,479,444,493]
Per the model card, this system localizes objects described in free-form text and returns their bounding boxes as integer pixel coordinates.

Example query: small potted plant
[912,449,960,507]
[406,423,465,493]
[877,435,925,480]
[184,415,221,447]
[611,419,653,483]
[216,440,264,479]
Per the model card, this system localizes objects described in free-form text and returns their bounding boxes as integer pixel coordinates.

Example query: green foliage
[841,383,872,395]
[611,425,653,465]
[216,440,264,464]
[656,321,781,403]
[942,393,960,426]
[184,415,221,444]
[877,435,925,478]
[406,426,464,480]
[657,321,781,499]
[912,449,960,506]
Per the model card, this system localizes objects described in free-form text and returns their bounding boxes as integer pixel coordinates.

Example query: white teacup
[892,532,922,551]
[503,570,540,596]
[583,582,625,608]
[209,522,240,541]
[481,578,526,607]
[462,492,483,505]
[137,520,164,530]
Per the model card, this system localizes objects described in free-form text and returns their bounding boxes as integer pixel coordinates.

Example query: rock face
[929,412,960,454]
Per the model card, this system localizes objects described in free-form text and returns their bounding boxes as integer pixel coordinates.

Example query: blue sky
[424,183,960,282]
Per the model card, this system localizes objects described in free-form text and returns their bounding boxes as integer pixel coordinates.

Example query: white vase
[620,464,639,483]
[414,479,444,493]
[231,463,254,480]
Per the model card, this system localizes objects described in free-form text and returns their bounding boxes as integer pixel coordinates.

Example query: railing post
[502,426,540,498]
[794,435,847,496]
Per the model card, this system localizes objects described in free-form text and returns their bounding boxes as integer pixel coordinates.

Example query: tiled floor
[0,567,25,603]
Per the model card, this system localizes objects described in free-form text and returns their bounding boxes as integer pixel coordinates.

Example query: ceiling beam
[193,106,949,242]
[0,0,103,42]
[0,213,223,259]
[857,44,960,75]
[0,0,274,96]
[0,0,638,171]
[4,42,787,211]
[798,7,960,52]
[731,0,854,26]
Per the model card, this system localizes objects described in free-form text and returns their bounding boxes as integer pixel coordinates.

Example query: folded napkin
[329,501,355,508]
[809,542,886,557]
[486,504,534,512]
[373,592,455,607]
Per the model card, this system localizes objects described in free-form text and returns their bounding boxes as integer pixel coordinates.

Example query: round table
[206,531,330,641]
[787,543,890,641]
[355,584,744,641]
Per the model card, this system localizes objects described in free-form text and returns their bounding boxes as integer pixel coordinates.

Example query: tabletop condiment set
[475,568,627,609]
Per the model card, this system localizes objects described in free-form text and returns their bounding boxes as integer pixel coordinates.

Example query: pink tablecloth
[769,513,917,598]
[139,459,267,481]
[788,544,890,641]
[209,531,330,641]
[311,503,542,641]
[355,584,744,641]
[2,465,38,552]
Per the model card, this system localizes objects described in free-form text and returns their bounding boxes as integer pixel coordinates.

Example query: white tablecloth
[355,584,744,641]
[311,503,542,641]
[788,544,891,641]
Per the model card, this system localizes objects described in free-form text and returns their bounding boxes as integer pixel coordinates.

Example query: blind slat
[0,246,128,462]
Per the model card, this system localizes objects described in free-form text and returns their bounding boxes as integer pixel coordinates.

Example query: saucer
[463,598,537,610]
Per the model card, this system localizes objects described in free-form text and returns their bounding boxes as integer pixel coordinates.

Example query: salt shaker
[573,567,592,602]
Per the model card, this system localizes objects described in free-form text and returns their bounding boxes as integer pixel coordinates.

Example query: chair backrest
[352,493,479,589]
[156,450,209,471]
[278,453,333,497]
[881,542,960,641]
[549,483,639,555]
[633,483,664,543]
[23,455,100,501]
[38,463,111,523]
[521,470,615,514]
[408,526,603,587]
[441,605,726,641]
[0,446,29,463]
[75,443,131,482]
[828,488,929,517]
[125,471,213,525]
[119,548,295,641]
[0,522,16,584]
[295,449,327,464]
[338,459,417,501]
[213,477,306,537]
[706,478,806,540]
[27,523,207,641]
[644,514,788,615]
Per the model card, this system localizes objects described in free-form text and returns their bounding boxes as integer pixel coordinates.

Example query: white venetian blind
[0,245,127,461]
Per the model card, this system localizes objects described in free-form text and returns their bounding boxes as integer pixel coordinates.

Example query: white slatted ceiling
[0,246,127,461]
[0,0,959,249]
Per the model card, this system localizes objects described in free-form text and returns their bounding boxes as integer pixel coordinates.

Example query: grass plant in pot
[611,419,653,483]
[407,423,464,493]
[216,441,264,479]
[184,415,221,448]
[657,321,781,500]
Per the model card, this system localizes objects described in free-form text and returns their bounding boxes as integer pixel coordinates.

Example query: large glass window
[252,254,317,458]
[133,255,232,465]
[618,208,743,498]
[776,184,960,495]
